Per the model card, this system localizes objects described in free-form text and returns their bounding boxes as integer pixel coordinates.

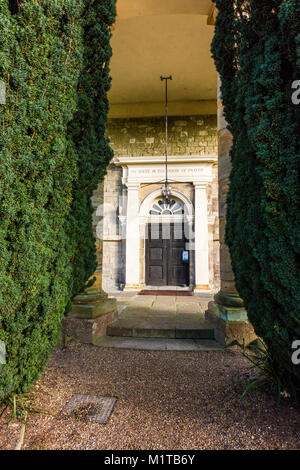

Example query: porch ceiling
[116,0,213,19]
[108,1,217,117]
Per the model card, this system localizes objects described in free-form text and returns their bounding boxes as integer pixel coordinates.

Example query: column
[124,182,141,290]
[217,75,239,299]
[63,179,118,346]
[205,77,256,347]
[194,183,210,291]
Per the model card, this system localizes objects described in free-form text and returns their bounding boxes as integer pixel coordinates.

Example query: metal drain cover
[63,394,117,424]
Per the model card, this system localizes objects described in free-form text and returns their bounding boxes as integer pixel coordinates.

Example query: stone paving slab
[176,303,202,314]
[175,296,205,302]
[152,299,176,314]
[118,295,210,320]
[95,336,223,351]
[106,293,216,344]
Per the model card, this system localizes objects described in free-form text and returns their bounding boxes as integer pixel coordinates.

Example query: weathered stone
[206,78,257,347]
[62,309,118,345]
[206,301,257,348]
[107,115,217,158]
[214,290,244,309]
[68,297,117,319]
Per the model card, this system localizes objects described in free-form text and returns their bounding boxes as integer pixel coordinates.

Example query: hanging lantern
[160,75,172,205]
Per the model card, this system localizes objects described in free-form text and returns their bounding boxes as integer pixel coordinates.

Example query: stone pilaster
[205,77,256,347]
[124,182,141,290]
[194,182,210,291]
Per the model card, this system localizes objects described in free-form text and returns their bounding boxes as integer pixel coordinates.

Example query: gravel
[1,342,300,450]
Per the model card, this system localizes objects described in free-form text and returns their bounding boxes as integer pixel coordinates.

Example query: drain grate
[63,394,117,424]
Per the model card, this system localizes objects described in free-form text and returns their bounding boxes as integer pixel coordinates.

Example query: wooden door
[145,223,189,286]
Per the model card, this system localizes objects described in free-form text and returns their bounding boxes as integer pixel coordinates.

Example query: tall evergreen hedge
[0,0,116,401]
[212,0,300,396]
[67,0,116,298]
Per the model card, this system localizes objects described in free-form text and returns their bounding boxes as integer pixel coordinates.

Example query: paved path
[96,293,220,351]
[113,292,214,324]
[116,294,212,329]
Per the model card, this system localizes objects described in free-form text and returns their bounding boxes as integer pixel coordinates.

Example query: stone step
[107,319,215,340]
[95,336,223,352]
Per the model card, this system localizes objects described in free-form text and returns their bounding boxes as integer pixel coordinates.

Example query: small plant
[7,394,38,422]
[72,403,97,421]
[0,389,51,425]
[241,340,284,403]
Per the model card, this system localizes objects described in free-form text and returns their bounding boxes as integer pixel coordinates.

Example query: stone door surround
[114,155,217,292]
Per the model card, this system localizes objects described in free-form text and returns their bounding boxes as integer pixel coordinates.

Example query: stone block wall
[107,115,218,157]
[93,114,220,292]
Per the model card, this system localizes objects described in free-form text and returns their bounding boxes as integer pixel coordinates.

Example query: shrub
[0,0,116,401]
[212,0,300,398]
[0,0,84,400]
[67,0,116,298]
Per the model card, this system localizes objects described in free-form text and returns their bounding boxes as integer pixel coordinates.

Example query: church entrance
[145,222,190,287]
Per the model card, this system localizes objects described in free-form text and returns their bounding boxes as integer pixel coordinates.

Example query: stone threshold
[94,337,223,352]
[139,289,194,296]
[107,320,215,339]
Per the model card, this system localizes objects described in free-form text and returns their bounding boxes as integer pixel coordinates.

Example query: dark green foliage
[0,0,85,400]
[212,0,300,397]
[0,0,115,400]
[67,0,116,298]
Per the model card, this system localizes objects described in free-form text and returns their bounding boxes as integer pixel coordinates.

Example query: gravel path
[1,343,300,450]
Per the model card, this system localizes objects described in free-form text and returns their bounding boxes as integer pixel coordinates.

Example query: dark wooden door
[145,223,189,286]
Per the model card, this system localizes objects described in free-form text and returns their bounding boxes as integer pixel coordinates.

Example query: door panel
[150,247,163,260]
[145,224,167,285]
[167,224,189,286]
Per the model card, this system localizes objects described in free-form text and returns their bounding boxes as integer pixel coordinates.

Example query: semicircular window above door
[149,199,184,216]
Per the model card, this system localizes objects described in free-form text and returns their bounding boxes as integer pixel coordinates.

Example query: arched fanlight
[150,199,184,216]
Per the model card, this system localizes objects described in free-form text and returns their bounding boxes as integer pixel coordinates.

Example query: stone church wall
[92,114,219,292]
[107,115,218,157]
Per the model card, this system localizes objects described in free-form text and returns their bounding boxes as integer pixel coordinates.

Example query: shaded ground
[116,293,210,324]
[113,291,213,319]
[1,343,300,450]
